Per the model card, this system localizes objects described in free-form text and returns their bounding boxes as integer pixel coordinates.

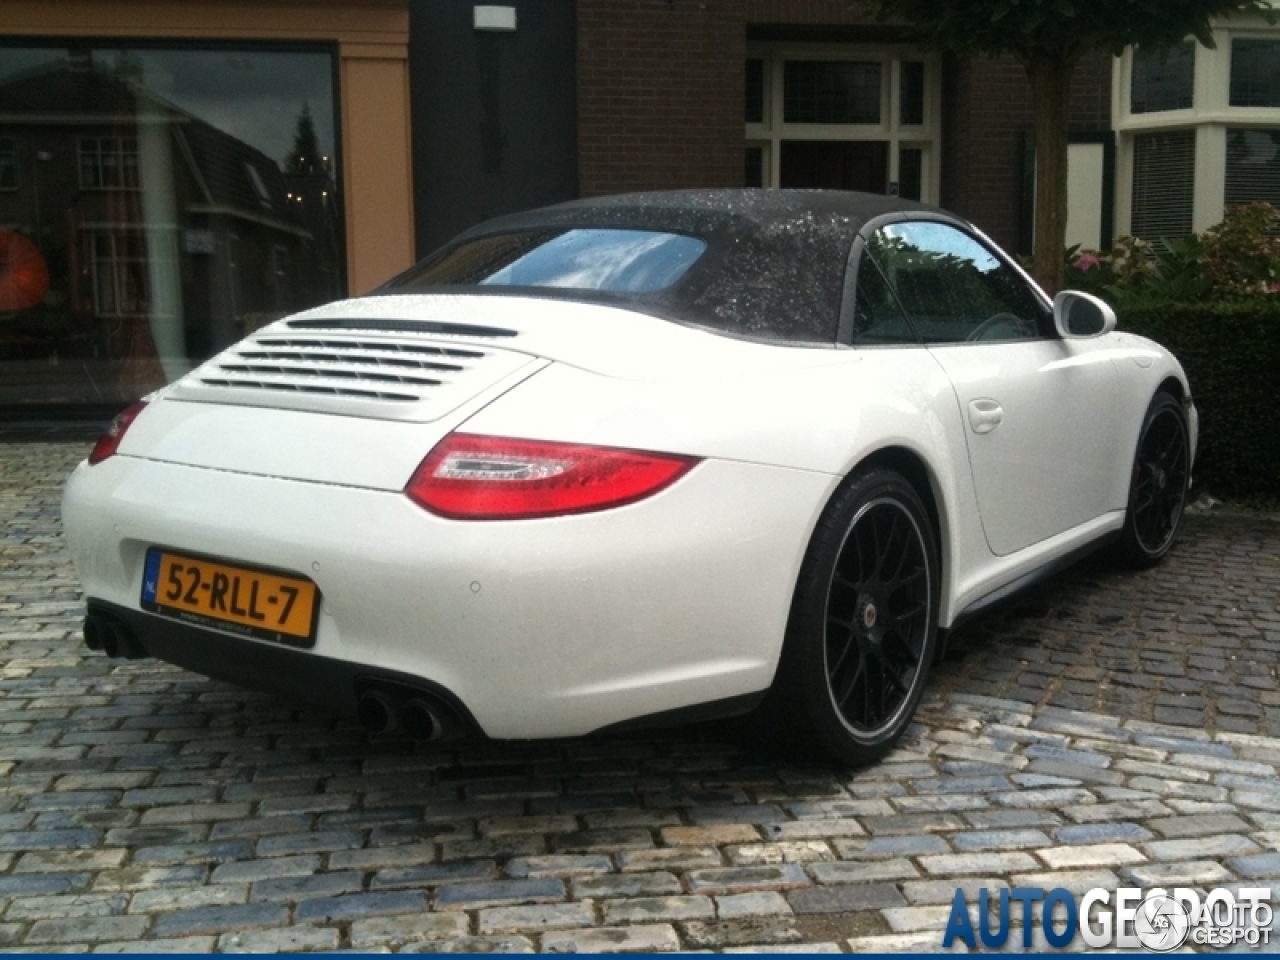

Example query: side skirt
[938,529,1122,654]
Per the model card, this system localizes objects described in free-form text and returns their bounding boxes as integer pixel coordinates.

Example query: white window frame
[1113,14,1280,236]
[746,44,942,203]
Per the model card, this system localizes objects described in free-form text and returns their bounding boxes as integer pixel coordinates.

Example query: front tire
[1118,392,1190,568]
[775,468,940,766]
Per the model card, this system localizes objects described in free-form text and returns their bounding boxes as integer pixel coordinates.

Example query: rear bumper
[63,453,833,738]
[86,597,481,732]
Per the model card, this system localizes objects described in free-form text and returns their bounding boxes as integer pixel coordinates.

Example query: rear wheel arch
[854,446,951,610]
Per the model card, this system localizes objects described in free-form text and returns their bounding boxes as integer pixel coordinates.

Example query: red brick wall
[942,51,1113,251]
[577,0,745,196]
[577,2,1114,252]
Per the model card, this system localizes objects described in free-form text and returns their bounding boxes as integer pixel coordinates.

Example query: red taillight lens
[88,402,147,465]
[406,433,699,520]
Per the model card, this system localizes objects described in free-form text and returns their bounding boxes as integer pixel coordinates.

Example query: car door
[865,219,1124,557]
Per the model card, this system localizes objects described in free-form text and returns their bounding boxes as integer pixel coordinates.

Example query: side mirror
[1053,290,1116,339]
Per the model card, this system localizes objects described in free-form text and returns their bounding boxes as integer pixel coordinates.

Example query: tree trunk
[1026,54,1076,296]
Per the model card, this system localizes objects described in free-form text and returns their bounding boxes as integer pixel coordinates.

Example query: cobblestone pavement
[2,441,1279,953]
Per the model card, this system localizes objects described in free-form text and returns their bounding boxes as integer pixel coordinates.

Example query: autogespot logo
[943,885,1274,951]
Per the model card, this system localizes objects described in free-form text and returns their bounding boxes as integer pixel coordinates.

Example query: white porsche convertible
[63,190,1195,764]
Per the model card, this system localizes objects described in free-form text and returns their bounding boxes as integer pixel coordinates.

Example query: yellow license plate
[141,549,319,646]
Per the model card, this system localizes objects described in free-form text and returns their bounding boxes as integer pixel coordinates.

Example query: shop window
[1131,42,1194,114]
[0,43,343,407]
[1131,131,1195,240]
[0,138,16,190]
[1230,38,1280,108]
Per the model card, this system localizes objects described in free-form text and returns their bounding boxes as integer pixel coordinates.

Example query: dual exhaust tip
[83,612,147,660]
[356,688,450,742]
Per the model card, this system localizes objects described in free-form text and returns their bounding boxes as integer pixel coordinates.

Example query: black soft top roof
[384,189,937,343]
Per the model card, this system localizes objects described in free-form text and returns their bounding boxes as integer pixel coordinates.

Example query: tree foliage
[878,0,1273,60]
[876,0,1276,293]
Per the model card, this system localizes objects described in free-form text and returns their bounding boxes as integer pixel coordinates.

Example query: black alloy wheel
[1119,391,1190,567]
[776,468,939,766]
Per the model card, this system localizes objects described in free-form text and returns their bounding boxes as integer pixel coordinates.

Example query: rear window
[390,229,707,294]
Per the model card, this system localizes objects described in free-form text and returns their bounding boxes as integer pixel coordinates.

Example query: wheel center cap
[861,600,878,630]
[1154,467,1167,490]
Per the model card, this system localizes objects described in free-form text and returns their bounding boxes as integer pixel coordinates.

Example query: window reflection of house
[0,52,341,405]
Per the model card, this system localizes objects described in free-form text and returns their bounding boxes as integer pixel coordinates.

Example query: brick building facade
[570,0,1119,255]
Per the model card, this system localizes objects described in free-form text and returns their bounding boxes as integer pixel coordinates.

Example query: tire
[774,468,940,766]
[1117,391,1190,568]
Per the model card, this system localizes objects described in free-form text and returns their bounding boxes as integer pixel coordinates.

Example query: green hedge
[1119,303,1280,502]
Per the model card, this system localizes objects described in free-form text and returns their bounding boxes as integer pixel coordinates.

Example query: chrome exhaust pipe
[401,699,443,741]
[356,691,400,735]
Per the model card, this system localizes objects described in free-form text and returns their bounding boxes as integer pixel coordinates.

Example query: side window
[866,222,1048,343]
[851,255,916,345]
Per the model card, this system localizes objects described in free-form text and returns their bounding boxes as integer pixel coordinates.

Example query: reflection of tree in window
[868,224,1043,342]
[852,256,915,345]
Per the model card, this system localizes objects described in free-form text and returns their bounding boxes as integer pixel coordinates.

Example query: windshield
[390,228,707,293]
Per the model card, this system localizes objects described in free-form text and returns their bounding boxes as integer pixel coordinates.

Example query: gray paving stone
[349,912,472,949]
[401,934,534,953]
[952,829,1050,852]
[1119,859,1236,886]
[26,916,151,945]
[918,852,1039,876]
[90,936,218,953]
[808,859,920,884]
[1225,853,1280,879]
[152,902,289,938]
[130,884,247,913]
[602,895,715,924]
[436,877,566,910]
[294,890,427,922]
[788,882,905,914]
[250,871,363,902]
[1143,833,1261,860]
[506,854,612,877]
[218,925,340,953]
[541,924,680,954]
[209,854,319,885]
[479,902,596,933]
[685,864,809,894]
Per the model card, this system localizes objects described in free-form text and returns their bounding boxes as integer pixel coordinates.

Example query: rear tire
[1118,392,1190,568]
[773,468,939,766]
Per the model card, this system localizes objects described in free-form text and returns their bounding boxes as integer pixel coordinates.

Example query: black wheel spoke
[1130,406,1188,556]
[823,496,932,738]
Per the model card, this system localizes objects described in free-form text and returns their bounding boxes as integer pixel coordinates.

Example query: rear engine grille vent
[172,329,538,422]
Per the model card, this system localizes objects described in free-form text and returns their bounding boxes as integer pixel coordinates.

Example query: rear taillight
[406,433,699,520]
[88,402,147,465]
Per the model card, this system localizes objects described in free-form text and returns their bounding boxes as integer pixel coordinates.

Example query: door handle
[968,398,1003,435]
